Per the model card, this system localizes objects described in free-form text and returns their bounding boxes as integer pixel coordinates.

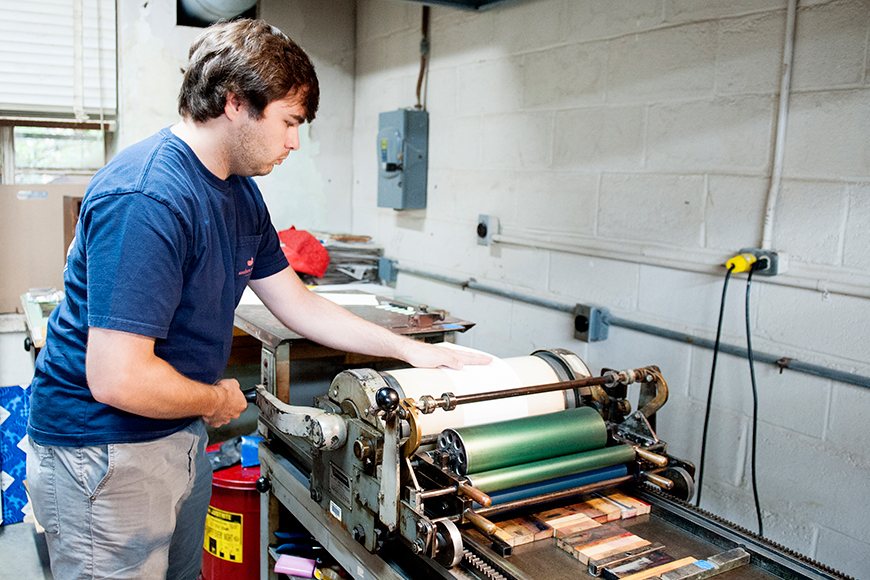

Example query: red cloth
[277,227,329,278]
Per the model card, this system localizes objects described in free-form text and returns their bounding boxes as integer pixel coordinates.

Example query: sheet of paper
[437,343,529,426]
[239,286,381,307]
[316,293,380,306]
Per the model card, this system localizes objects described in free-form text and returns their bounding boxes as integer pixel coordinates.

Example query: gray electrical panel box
[377,109,428,210]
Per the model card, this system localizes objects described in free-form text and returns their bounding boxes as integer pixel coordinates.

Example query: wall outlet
[573,304,609,342]
[477,214,499,246]
[739,248,788,276]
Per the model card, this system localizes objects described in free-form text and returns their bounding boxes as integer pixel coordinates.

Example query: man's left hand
[400,342,492,370]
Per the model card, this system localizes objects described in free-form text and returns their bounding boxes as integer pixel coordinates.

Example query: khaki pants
[26,420,212,580]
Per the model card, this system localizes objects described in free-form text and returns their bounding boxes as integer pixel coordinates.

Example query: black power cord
[745,266,764,537]
[696,264,735,507]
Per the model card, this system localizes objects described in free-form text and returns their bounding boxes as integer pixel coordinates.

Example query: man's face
[229,94,306,177]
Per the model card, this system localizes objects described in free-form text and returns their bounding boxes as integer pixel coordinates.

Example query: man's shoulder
[87,129,202,206]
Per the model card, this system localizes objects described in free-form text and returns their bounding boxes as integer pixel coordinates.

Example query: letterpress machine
[252,347,852,580]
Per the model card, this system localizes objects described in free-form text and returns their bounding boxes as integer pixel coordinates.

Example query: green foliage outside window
[13,127,105,184]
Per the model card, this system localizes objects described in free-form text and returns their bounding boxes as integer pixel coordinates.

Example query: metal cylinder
[438,407,607,475]
[466,445,636,493]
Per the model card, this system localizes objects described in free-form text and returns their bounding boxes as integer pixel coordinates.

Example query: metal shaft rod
[447,375,607,406]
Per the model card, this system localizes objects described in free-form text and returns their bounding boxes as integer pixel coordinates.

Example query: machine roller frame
[253,349,853,580]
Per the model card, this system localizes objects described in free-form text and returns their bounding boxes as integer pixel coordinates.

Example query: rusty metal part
[409,305,446,328]
[635,366,669,418]
[400,398,422,457]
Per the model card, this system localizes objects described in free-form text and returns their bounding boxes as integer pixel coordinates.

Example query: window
[11,127,106,185]
[0,0,116,184]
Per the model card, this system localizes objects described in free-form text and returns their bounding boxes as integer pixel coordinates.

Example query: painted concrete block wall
[115,0,356,233]
[351,0,870,576]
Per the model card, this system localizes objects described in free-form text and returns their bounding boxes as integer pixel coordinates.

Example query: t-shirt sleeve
[85,193,187,339]
[251,223,289,280]
[247,186,289,280]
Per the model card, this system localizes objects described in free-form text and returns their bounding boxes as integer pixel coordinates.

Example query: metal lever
[253,385,347,450]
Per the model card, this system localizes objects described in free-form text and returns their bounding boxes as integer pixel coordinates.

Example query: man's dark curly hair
[178,19,319,123]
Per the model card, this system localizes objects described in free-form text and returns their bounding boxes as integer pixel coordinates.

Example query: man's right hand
[204,378,248,427]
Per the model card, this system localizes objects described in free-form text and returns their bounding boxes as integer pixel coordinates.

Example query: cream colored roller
[384,344,590,436]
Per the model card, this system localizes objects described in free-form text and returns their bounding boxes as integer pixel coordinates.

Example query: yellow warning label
[204,505,244,563]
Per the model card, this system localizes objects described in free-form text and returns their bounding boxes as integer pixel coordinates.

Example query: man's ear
[224,92,244,121]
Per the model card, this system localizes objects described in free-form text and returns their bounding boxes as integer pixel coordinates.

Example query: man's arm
[86,327,248,427]
[247,268,492,369]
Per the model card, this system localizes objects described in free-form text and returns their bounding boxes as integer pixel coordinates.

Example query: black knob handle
[375,387,400,413]
[23,336,32,352]
[255,476,272,494]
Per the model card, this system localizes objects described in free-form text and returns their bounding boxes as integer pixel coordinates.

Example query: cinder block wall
[351,0,870,576]
[115,0,356,233]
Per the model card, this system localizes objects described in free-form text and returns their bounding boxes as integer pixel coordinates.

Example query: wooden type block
[546,510,594,529]
[552,514,601,538]
[605,490,651,516]
[618,557,697,580]
[491,527,517,547]
[583,496,623,521]
[555,524,630,562]
[520,515,556,542]
[594,492,637,519]
[497,516,554,546]
[601,549,675,580]
[570,503,610,523]
[537,505,580,523]
[579,535,651,565]
[495,522,531,547]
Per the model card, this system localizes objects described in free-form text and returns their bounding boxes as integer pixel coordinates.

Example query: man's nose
[286,127,300,151]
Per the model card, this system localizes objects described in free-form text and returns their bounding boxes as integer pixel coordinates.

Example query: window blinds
[0,0,116,123]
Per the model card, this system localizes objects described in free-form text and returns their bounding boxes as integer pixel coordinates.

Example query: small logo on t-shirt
[239,256,254,276]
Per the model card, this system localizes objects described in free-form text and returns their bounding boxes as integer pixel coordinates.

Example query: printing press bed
[252,348,853,580]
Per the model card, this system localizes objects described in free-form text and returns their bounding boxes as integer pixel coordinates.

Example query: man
[27,19,489,580]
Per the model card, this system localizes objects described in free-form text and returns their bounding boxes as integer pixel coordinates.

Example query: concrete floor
[0,522,53,580]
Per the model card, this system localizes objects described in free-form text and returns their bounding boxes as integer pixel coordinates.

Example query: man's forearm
[86,327,242,423]
[249,270,492,370]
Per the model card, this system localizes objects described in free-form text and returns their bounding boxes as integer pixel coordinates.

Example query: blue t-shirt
[28,127,289,446]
